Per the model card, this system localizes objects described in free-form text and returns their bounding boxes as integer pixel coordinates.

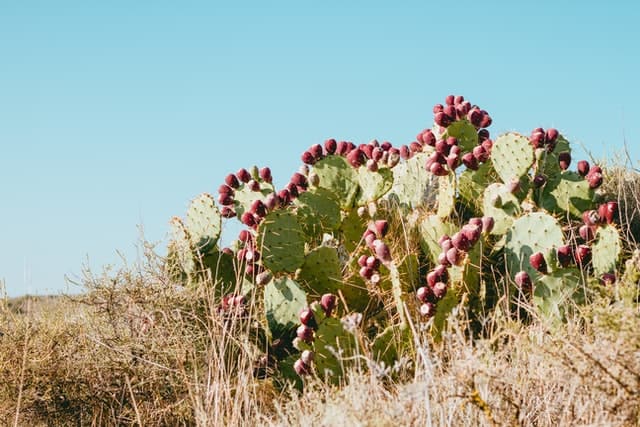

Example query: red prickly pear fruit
[357,255,368,267]
[400,145,411,160]
[462,152,479,170]
[451,232,471,252]
[479,111,492,128]
[577,160,590,177]
[255,270,272,286]
[420,302,436,318]
[533,175,547,188]
[446,153,461,170]
[438,251,450,266]
[221,207,236,218]
[299,307,315,326]
[422,130,436,146]
[445,94,455,105]
[558,152,571,171]
[296,324,314,343]
[294,358,311,376]
[380,141,392,151]
[438,234,451,247]
[218,193,234,206]
[588,172,603,189]
[446,247,462,266]
[426,270,438,288]
[507,180,521,194]
[264,193,278,210]
[461,224,481,245]
[481,138,493,153]
[556,245,573,267]
[582,210,601,226]
[454,95,464,105]
[251,199,267,217]
[371,147,384,161]
[387,149,401,168]
[431,281,448,299]
[600,273,616,285]
[478,128,490,141]
[468,217,483,228]
[604,201,618,224]
[449,145,461,156]
[546,128,559,143]
[529,130,546,148]
[373,239,392,264]
[370,273,381,285]
[514,271,532,291]
[434,111,452,127]
[248,180,260,192]
[430,162,448,176]
[309,144,324,160]
[467,109,483,127]
[219,184,234,195]
[435,139,449,155]
[481,216,495,234]
[225,174,240,189]
[579,224,595,242]
[440,238,453,253]
[287,183,299,198]
[373,220,389,238]
[433,103,444,114]
[259,167,272,183]
[320,293,337,315]
[359,266,374,280]
[366,159,379,172]
[335,140,348,155]
[443,105,456,120]
[237,168,251,183]
[291,172,308,187]
[300,349,314,366]
[433,264,448,281]
[277,189,291,205]
[529,252,547,274]
[409,141,422,153]
[324,138,337,154]
[232,294,245,306]
[364,232,376,249]
[574,244,591,266]
[346,148,365,168]
[301,150,315,164]
[366,256,380,270]
[416,286,433,303]
[472,145,490,163]
[588,165,603,176]
[241,212,257,227]
[359,143,374,159]
[238,229,252,242]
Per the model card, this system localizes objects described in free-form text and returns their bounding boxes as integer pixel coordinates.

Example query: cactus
[388,152,435,209]
[534,268,584,323]
[313,155,360,209]
[258,210,306,273]
[491,133,534,185]
[437,173,456,218]
[539,171,595,217]
[295,188,342,237]
[592,224,622,276]
[264,277,307,339]
[356,166,394,205]
[482,183,520,235]
[458,162,497,212]
[185,193,222,255]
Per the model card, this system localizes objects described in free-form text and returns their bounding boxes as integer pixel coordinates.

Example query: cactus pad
[388,152,435,209]
[356,167,393,205]
[258,210,306,273]
[505,212,564,280]
[491,133,534,184]
[295,188,342,237]
[437,173,456,218]
[540,172,594,218]
[340,209,366,253]
[458,162,497,212]
[592,225,622,276]
[169,216,196,277]
[186,193,221,255]
[483,183,520,235]
[443,120,478,152]
[418,214,456,263]
[264,277,307,339]
[233,179,275,218]
[534,268,583,323]
[313,155,359,209]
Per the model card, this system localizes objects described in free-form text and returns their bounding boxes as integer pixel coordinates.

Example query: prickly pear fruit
[583,210,600,226]
[514,271,532,291]
[579,225,595,242]
[300,349,314,366]
[558,152,571,170]
[373,220,389,238]
[420,302,436,318]
[574,245,592,266]
[533,175,547,188]
[588,172,603,189]
[299,307,315,326]
[600,273,616,285]
[255,271,272,286]
[237,168,251,183]
[416,286,433,303]
[431,281,448,299]
[446,247,462,266]
[320,293,337,316]
[577,160,590,177]
[556,245,573,267]
[451,232,471,252]
[599,201,617,224]
[529,252,547,274]
[324,138,337,154]
[373,240,392,264]
[296,325,314,343]
[481,216,495,234]
[294,358,311,376]
[225,174,240,189]
[546,128,559,143]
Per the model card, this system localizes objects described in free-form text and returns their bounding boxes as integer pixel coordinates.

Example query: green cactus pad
[169,216,196,276]
[201,249,237,294]
[483,183,520,235]
[592,225,622,276]
[534,268,583,324]
[356,167,393,205]
[540,171,595,218]
[186,193,221,255]
[264,277,307,339]
[491,133,534,184]
[504,212,564,280]
[534,136,570,185]
[458,161,498,212]
[388,152,435,209]
[443,120,478,152]
[295,188,342,237]
[233,180,275,218]
[258,210,306,273]
[370,324,412,367]
[313,155,359,209]
[311,315,356,383]
[296,246,367,309]
[340,209,366,254]
[431,286,459,341]
[437,173,456,219]
[418,214,456,263]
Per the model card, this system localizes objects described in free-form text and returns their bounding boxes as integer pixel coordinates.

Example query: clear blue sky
[1,1,639,297]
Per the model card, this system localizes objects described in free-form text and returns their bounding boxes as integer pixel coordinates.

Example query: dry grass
[2,164,640,426]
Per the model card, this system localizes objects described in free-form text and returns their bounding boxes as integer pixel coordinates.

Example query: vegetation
[2,95,640,426]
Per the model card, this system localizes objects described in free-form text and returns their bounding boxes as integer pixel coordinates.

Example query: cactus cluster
[167,94,626,385]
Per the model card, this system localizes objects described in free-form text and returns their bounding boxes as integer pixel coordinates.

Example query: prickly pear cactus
[313,156,360,209]
[491,133,534,184]
[592,225,622,276]
[186,193,221,255]
[258,210,306,273]
[265,277,307,339]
